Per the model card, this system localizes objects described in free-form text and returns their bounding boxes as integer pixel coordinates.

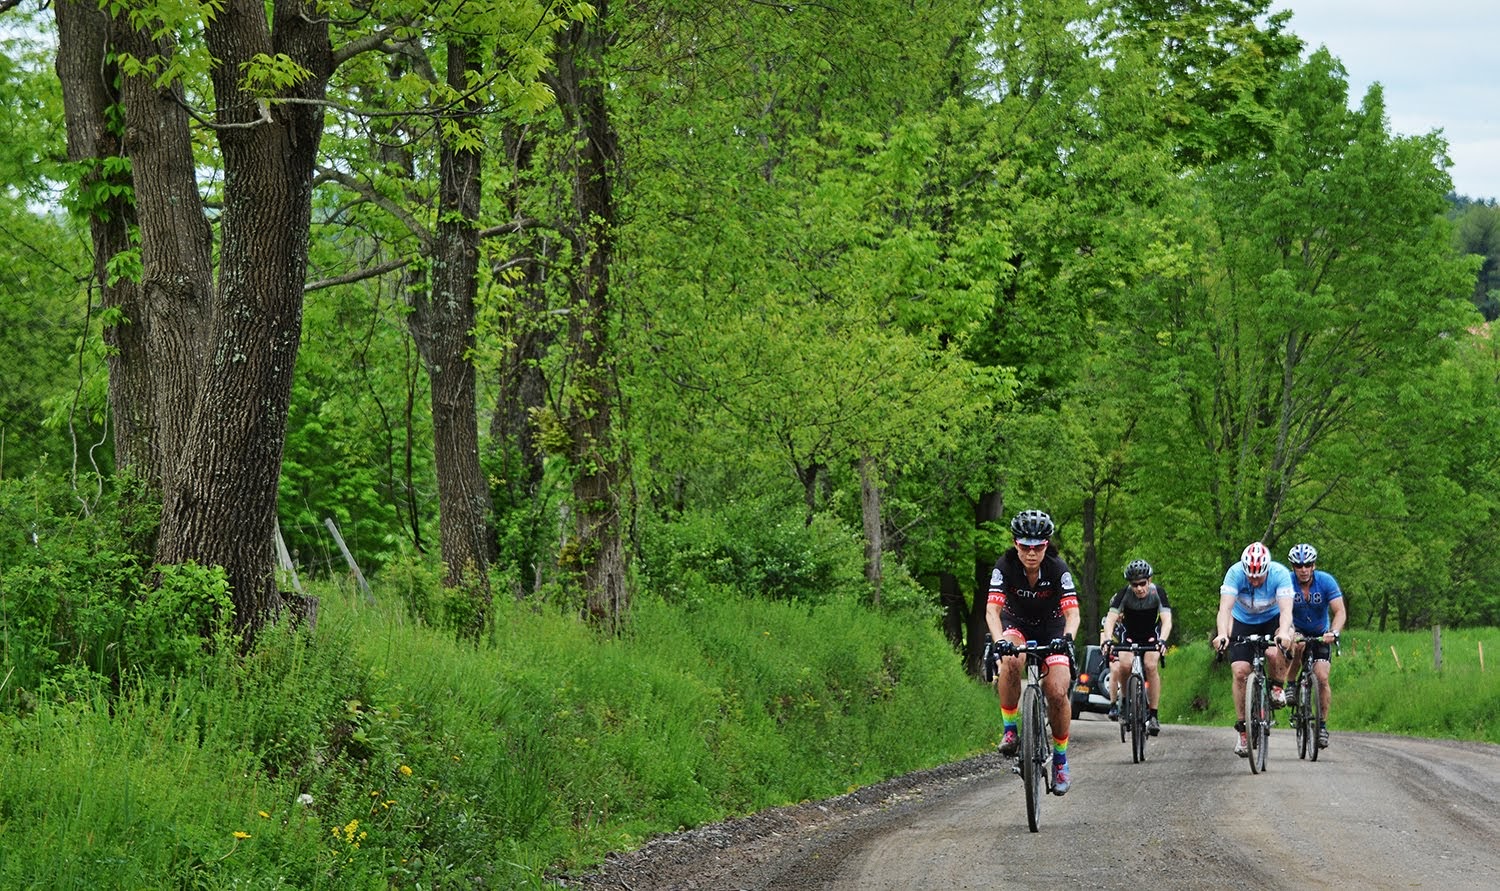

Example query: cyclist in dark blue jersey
[1286,543,1346,748]
[986,509,1081,794]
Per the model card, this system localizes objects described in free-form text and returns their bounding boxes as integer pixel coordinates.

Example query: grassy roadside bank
[0,584,994,888]
[3,582,1496,888]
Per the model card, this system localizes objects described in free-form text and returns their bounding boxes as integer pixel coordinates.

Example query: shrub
[638,499,867,604]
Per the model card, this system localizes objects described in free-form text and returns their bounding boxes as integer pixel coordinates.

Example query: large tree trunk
[52,1,146,481]
[969,489,1004,674]
[552,7,630,629]
[1080,493,1099,635]
[408,38,495,634]
[54,0,212,531]
[151,0,332,639]
[489,123,554,600]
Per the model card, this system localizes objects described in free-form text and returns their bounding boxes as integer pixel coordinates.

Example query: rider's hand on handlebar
[1212,634,1228,653]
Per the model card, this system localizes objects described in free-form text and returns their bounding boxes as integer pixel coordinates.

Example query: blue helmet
[1288,543,1318,566]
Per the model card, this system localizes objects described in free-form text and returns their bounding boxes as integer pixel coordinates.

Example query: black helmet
[1124,559,1153,581]
[1010,509,1054,545]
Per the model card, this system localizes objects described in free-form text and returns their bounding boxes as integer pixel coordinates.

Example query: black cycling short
[1228,617,1280,664]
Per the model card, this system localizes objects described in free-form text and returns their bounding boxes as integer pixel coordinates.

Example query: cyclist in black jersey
[1100,559,1173,735]
[986,509,1081,794]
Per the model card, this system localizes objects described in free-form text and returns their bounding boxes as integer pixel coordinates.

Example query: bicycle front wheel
[1021,684,1047,832]
[1128,673,1147,763]
[1246,673,1266,775]
[1294,680,1309,760]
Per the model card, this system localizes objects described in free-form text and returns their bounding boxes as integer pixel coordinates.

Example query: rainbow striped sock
[1001,706,1019,732]
[1052,735,1069,763]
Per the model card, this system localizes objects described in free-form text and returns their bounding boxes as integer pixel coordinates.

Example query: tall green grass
[1157,628,1500,744]
[0,584,996,888]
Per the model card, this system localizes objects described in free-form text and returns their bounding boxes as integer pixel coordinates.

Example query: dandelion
[399,764,413,777]
[232,831,252,840]
[297,793,315,806]
[258,811,270,819]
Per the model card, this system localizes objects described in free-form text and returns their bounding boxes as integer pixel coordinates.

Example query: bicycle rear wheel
[1128,673,1147,763]
[1294,677,1310,760]
[1308,674,1322,763]
[1246,673,1266,774]
[1021,684,1047,832]
[1118,667,1128,744]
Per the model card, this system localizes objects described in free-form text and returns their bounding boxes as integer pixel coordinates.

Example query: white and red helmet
[1241,541,1270,575]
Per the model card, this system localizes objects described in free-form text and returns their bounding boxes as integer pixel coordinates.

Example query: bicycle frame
[1227,634,1282,775]
[1110,641,1159,763]
[994,639,1069,833]
[1290,633,1340,761]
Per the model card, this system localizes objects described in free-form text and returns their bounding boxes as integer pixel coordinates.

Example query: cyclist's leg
[1044,657,1071,751]
[1314,648,1333,745]
[1042,650,1073,793]
[1229,658,1250,720]
[1266,643,1291,706]
[1108,652,1127,718]
[1143,649,1162,708]
[995,628,1029,754]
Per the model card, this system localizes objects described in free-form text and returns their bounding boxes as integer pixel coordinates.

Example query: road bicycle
[1289,633,1341,761]
[987,637,1074,832]
[1223,633,1284,775]
[1107,640,1163,764]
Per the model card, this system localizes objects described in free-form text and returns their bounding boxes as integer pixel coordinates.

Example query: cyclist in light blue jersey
[1211,541,1294,757]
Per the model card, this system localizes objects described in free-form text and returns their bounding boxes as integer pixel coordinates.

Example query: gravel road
[557,714,1500,890]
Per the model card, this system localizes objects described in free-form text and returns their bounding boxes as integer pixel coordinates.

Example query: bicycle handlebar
[995,639,1072,657]
[1215,633,1289,661]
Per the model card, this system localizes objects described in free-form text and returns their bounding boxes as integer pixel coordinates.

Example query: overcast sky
[1272,0,1500,201]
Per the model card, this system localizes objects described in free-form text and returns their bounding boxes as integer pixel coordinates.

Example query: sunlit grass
[1159,627,1500,745]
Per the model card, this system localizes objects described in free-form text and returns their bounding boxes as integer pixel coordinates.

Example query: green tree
[1450,199,1500,318]
[1110,52,1480,635]
[47,0,572,637]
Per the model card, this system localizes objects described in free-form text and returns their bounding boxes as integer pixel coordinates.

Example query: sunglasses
[1130,580,1150,588]
[1015,541,1048,553]
[1291,562,1315,569]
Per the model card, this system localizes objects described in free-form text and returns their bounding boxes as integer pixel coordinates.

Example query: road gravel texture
[555,715,1500,890]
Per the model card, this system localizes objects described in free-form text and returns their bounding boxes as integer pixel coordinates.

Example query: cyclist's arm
[1274,593,1294,648]
[1062,602,1080,641]
[1157,607,1173,644]
[1327,595,1347,641]
[1214,588,1235,646]
[1100,608,1121,644]
[985,597,1005,644]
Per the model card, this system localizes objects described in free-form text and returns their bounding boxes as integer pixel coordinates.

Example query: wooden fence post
[1433,624,1442,672]
[324,517,374,602]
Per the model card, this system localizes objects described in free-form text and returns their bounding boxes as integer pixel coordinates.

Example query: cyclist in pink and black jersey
[986,509,1081,794]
